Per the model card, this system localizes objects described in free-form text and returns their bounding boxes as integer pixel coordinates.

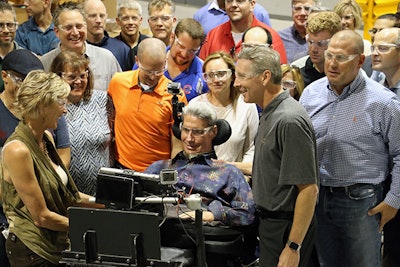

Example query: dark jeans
[316,184,382,267]
[6,233,65,267]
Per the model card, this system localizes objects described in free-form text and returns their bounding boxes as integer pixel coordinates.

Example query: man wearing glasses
[278,0,315,63]
[0,2,22,93]
[147,0,176,47]
[199,0,287,64]
[83,0,130,71]
[370,27,400,267]
[40,2,121,91]
[108,38,187,172]
[299,11,341,87]
[144,101,256,266]
[115,0,149,70]
[300,30,400,267]
[133,18,207,101]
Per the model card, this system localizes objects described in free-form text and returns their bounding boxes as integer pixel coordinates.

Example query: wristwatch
[287,240,301,251]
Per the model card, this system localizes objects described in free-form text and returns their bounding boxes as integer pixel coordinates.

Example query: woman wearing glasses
[334,0,372,55]
[190,51,259,177]
[281,64,305,101]
[50,51,113,196]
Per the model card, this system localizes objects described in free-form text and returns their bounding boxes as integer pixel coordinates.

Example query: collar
[262,90,290,117]
[87,31,109,47]
[130,70,166,95]
[209,0,224,12]
[172,150,217,165]
[327,70,363,97]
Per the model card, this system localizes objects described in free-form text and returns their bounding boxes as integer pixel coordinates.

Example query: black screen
[95,173,134,210]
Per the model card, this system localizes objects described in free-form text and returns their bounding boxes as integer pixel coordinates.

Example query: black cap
[2,49,44,77]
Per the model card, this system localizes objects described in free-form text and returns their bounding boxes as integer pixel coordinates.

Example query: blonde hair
[15,70,70,121]
[306,11,342,35]
[281,64,305,100]
[333,0,363,29]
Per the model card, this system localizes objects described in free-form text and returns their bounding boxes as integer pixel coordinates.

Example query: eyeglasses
[306,36,330,48]
[0,22,17,31]
[371,43,400,53]
[180,123,214,137]
[368,28,384,35]
[292,5,313,13]
[324,51,359,63]
[282,80,297,90]
[57,98,68,108]
[119,15,141,22]
[203,69,232,83]
[225,0,249,5]
[58,23,86,32]
[139,64,165,77]
[7,72,23,85]
[341,14,354,21]
[148,15,173,23]
[174,37,200,55]
[61,70,89,83]
[241,42,271,49]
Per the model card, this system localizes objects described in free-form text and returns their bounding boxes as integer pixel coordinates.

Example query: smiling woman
[50,50,114,196]
[0,70,103,266]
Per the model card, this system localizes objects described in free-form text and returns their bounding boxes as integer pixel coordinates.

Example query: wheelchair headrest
[172,119,232,146]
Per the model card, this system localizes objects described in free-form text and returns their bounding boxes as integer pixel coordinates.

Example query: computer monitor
[95,172,135,210]
[66,207,161,265]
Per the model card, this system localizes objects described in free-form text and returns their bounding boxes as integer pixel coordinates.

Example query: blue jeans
[316,184,382,267]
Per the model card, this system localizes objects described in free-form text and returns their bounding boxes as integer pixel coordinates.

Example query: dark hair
[175,18,205,44]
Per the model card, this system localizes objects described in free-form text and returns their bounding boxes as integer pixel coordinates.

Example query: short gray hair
[237,46,282,85]
[117,0,142,17]
[182,102,217,127]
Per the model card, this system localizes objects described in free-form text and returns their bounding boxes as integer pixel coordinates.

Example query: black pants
[258,215,316,267]
[6,233,65,267]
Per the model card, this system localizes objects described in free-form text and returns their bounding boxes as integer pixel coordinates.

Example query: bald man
[83,0,130,70]
[107,38,187,172]
[242,26,272,46]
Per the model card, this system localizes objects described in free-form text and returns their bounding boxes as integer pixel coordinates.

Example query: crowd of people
[0,0,399,266]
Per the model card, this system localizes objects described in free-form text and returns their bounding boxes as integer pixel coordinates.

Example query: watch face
[288,241,301,251]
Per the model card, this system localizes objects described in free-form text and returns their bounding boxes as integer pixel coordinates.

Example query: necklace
[40,140,50,159]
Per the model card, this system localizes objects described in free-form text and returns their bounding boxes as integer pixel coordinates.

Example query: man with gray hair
[40,2,121,91]
[115,0,149,69]
[300,29,400,266]
[234,45,318,266]
[278,0,316,63]
[145,100,256,266]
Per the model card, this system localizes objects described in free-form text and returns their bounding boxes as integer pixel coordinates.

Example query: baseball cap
[2,49,44,77]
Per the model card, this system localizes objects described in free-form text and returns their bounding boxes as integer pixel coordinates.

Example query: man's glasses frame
[180,123,214,137]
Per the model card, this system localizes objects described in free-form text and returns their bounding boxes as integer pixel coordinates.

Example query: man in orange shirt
[108,38,187,171]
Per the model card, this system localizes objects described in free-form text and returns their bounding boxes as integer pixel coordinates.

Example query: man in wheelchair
[144,101,257,266]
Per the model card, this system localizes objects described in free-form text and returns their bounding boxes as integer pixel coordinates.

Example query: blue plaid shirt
[144,151,256,226]
[300,71,400,209]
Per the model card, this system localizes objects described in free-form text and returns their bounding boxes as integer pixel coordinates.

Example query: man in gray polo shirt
[234,45,318,267]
